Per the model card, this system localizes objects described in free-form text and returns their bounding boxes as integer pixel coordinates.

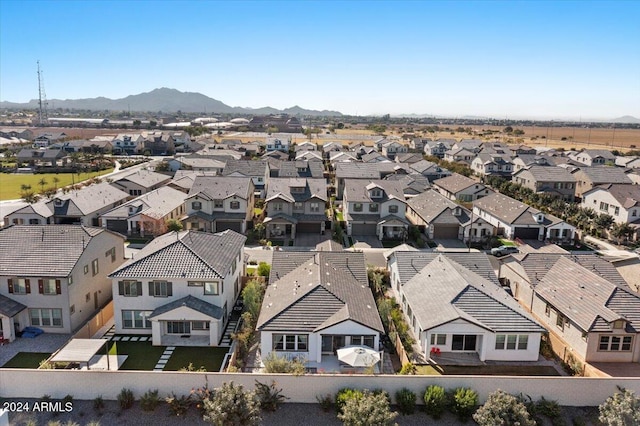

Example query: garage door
[106,219,128,234]
[433,225,459,239]
[216,221,243,233]
[352,223,377,235]
[513,227,540,239]
[297,222,320,233]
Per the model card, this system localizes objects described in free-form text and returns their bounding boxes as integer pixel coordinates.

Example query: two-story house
[569,149,616,167]
[572,167,633,199]
[110,170,172,196]
[381,140,408,160]
[100,186,188,236]
[424,139,455,158]
[183,176,255,234]
[387,251,544,362]
[432,173,492,202]
[444,148,476,164]
[0,225,125,341]
[582,184,640,230]
[142,132,175,155]
[343,180,408,240]
[410,160,451,182]
[264,178,329,239]
[500,253,640,366]
[335,162,407,199]
[265,136,292,153]
[112,134,144,155]
[512,165,577,201]
[471,154,514,179]
[222,159,269,198]
[473,192,575,242]
[410,138,429,151]
[406,189,493,241]
[512,155,552,172]
[109,230,246,346]
[33,132,67,148]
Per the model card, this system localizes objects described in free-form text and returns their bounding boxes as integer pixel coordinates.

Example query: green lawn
[246,266,257,275]
[110,341,166,371]
[1,352,51,369]
[0,169,114,200]
[163,346,229,372]
[415,365,442,375]
[381,240,402,248]
[499,238,517,247]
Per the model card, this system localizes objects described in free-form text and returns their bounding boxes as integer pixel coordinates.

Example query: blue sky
[1,1,638,119]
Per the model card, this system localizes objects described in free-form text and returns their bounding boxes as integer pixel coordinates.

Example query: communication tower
[37,61,49,126]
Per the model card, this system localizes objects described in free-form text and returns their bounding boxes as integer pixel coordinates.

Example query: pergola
[50,338,111,370]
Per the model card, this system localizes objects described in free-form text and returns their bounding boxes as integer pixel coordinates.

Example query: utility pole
[37,61,49,126]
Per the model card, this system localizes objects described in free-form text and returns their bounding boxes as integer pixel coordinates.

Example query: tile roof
[188,176,253,200]
[401,254,543,332]
[534,256,640,332]
[0,225,120,276]
[278,160,324,178]
[514,165,576,182]
[50,182,130,217]
[101,186,188,220]
[407,190,471,225]
[344,180,405,203]
[149,295,223,320]
[223,159,267,177]
[384,173,431,194]
[114,170,171,188]
[587,184,640,208]
[109,230,246,280]
[335,162,404,179]
[361,152,390,163]
[433,173,480,193]
[473,193,563,226]
[574,167,632,185]
[257,252,383,333]
[266,178,328,203]
[0,294,27,317]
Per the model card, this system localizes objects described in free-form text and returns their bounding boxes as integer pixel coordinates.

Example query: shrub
[336,388,364,414]
[338,389,398,426]
[598,387,640,426]
[473,390,535,426]
[395,388,417,415]
[451,387,479,422]
[255,380,287,412]
[118,388,135,410]
[535,396,562,421]
[316,393,333,412]
[257,262,271,277]
[165,392,192,416]
[191,383,214,413]
[424,385,447,419]
[62,394,73,405]
[399,362,417,375]
[93,396,104,412]
[140,389,161,412]
[262,352,306,375]
[202,382,261,426]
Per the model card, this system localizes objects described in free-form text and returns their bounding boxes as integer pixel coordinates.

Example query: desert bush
[117,388,135,410]
[255,380,287,412]
[93,396,104,412]
[316,393,333,412]
[451,387,479,421]
[202,381,261,426]
[335,388,364,414]
[534,396,562,421]
[395,388,417,415]
[338,389,398,426]
[473,390,535,426]
[261,352,306,375]
[424,385,447,419]
[191,383,215,413]
[140,389,161,412]
[598,387,640,426]
[165,392,192,416]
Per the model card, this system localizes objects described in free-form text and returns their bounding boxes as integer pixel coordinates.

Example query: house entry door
[321,335,346,354]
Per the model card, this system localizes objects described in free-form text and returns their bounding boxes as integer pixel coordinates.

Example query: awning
[51,339,109,363]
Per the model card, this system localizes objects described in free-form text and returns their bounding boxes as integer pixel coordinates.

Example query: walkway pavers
[154,346,175,371]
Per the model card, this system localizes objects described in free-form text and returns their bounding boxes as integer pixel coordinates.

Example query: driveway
[293,233,329,248]
[351,235,382,249]
[433,239,468,249]
[0,333,71,367]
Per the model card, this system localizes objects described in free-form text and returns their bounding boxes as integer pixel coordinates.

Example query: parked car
[491,245,519,257]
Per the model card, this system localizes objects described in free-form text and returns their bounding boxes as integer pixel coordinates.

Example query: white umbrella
[336,346,381,367]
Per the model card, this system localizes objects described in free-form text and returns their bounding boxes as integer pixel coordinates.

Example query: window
[614,207,620,216]
[12,218,24,225]
[452,334,476,351]
[8,278,30,294]
[545,304,551,317]
[310,202,320,213]
[369,203,379,213]
[192,201,202,210]
[84,265,89,275]
[294,202,303,211]
[204,281,220,295]
[556,313,565,330]
[600,202,609,212]
[70,305,75,315]
[91,259,99,276]
[150,281,172,297]
[86,293,91,302]
[105,247,116,262]
[495,334,529,350]
[192,321,210,330]
[370,189,382,198]
[350,335,375,348]
[430,334,447,346]
[273,203,283,212]
[119,280,141,297]
[582,331,588,341]
[68,275,73,286]
[29,308,62,327]
[353,203,363,212]
[41,279,58,295]
[230,201,240,210]
[214,199,223,208]
[599,335,633,351]
[122,310,151,329]
[272,334,309,351]
[506,335,517,350]
[29,218,40,225]
[389,205,399,214]
[167,321,191,334]
[188,281,204,287]
[613,320,625,329]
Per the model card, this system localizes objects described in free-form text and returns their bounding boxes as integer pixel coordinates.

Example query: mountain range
[0,88,343,116]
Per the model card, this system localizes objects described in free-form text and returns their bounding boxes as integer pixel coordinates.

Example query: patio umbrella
[336,346,381,367]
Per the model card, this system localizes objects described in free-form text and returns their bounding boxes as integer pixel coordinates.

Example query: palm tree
[38,178,47,193]
[53,176,60,190]
[20,184,31,192]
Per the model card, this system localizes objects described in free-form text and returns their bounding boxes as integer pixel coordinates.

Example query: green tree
[242,279,265,320]
[166,219,183,232]
[257,261,271,277]
[503,126,514,133]
[611,222,636,243]
[38,177,48,193]
[52,176,60,189]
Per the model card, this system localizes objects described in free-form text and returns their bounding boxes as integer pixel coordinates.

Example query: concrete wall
[1,370,639,406]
